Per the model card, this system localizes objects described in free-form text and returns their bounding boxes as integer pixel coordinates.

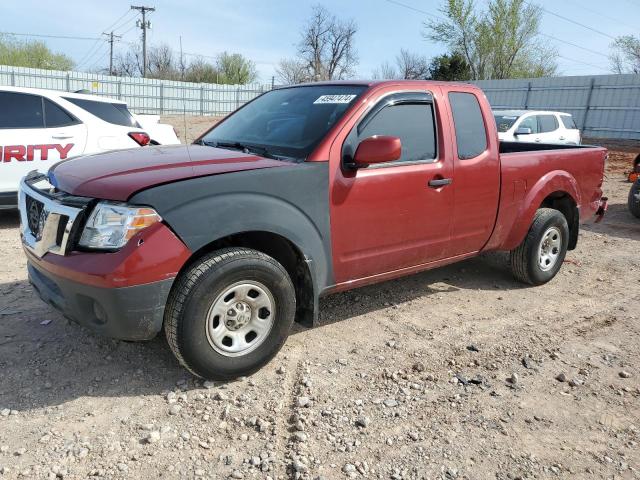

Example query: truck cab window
[0,92,44,129]
[448,92,487,159]
[358,103,436,163]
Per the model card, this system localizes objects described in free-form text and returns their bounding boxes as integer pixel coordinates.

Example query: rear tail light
[129,131,150,146]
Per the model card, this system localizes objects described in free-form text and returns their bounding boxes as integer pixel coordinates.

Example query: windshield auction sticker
[313,94,357,104]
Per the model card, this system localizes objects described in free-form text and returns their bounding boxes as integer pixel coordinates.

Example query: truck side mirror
[353,136,402,167]
[515,127,532,136]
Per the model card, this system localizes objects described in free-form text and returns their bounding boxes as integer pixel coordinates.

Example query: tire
[629,180,640,219]
[164,248,296,380]
[510,208,569,286]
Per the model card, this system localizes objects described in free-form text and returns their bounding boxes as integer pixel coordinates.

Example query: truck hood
[49,145,288,201]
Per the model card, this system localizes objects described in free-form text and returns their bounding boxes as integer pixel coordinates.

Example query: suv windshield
[200,85,367,160]
[494,114,520,133]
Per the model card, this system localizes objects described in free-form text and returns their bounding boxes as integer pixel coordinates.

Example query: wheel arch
[177,230,317,327]
[501,170,580,251]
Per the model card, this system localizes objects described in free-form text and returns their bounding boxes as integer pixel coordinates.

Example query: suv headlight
[79,202,162,250]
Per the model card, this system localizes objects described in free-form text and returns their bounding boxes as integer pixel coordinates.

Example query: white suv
[493,110,581,145]
[0,87,153,208]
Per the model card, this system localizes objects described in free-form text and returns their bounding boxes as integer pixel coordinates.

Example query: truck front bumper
[28,260,173,341]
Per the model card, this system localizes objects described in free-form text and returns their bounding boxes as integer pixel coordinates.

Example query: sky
[1,0,639,83]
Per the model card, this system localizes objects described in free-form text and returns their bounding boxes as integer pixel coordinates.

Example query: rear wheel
[510,208,569,285]
[629,180,640,219]
[164,248,296,380]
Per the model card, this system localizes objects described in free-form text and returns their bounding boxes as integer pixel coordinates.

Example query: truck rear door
[445,90,501,257]
[330,87,454,283]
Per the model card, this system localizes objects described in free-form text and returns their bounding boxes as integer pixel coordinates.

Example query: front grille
[25,195,45,237]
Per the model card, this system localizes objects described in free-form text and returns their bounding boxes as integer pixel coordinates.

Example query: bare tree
[293,5,358,81]
[147,44,179,80]
[396,49,430,79]
[610,35,640,74]
[276,58,309,84]
[372,50,429,80]
[372,61,398,80]
[113,47,143,77]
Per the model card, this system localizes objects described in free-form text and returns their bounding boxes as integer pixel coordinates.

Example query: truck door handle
[428,178,452,188]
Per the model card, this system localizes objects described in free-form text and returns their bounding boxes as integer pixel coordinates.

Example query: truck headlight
[79,202,162,250]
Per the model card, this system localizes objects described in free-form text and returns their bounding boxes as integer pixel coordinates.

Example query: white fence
[0,65,273,116]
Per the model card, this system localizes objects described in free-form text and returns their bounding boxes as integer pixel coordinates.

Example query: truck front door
[330,89,454,284]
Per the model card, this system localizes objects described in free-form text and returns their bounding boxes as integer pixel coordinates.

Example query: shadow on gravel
[582,200,640,242]
[314,252,524,329]
[0,209,20,230]
[0,252,524,412]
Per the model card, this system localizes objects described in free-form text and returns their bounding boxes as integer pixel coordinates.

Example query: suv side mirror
[353,136,402,167]
[515,127,532,136]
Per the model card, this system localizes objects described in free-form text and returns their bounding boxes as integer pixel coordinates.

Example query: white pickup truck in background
[0,86,180,209]
[493,109,581,145]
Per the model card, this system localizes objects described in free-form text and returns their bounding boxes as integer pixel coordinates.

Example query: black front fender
[129,163,333,292]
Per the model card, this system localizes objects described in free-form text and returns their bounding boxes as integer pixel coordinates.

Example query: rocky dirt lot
[0,144,639,480]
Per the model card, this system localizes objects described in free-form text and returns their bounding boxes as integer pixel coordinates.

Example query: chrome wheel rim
[205,281,275,357]
[538,226,562,272]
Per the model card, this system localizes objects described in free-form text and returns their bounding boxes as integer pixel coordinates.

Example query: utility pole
[103,31,122,76]
[131,5,155,77]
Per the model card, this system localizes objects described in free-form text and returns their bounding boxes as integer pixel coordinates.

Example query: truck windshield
[494,114,520,133]
[200,85,367,160]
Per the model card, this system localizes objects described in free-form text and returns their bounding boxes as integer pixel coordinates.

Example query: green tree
[0,35,74,70]
[428,53,472,81]
[425,0,557,80]
[216,52,258,84]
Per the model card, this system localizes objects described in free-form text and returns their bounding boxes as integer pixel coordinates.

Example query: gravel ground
[0,143,638,480]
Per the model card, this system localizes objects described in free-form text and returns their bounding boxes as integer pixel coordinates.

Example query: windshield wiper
[205,141,291,161]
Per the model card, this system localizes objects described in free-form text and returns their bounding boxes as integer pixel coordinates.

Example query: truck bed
[499,140,594,154]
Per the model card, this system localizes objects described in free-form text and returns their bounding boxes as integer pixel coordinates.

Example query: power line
[0,31,99,41]
[381,0,445,21]
[557,54,610,72]
[563,0,637,31]
[539,33,610,59]
[524,2,617,40]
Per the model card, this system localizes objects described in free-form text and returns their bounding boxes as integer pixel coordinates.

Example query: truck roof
[0,85,126,104]
[280,79,481,90]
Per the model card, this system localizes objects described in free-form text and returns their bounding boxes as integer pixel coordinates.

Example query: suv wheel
[510,208,569,285]
[164,248,296,380]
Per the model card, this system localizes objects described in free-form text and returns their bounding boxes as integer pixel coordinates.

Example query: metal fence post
[236,86,240,110]
[524,81,532,109]
[200,86,205,116]
[117,80,122,100]
[582,77,596,132]
[159,84,164,115]
[66,73,70,92]
[10,70,15,86]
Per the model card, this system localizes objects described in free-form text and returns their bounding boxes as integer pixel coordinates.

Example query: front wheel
[164,248,296,380]
[629,180,640,219]
[510,208,569,286]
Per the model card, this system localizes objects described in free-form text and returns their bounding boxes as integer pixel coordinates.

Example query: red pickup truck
[18,80,607,379]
